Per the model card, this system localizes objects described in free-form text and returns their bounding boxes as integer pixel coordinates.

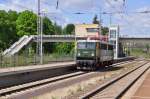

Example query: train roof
[77,40,114,45]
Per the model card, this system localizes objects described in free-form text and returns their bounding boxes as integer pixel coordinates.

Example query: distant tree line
[0,10,75,54]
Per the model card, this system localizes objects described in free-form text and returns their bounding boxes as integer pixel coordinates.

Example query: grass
[130,48,150,59]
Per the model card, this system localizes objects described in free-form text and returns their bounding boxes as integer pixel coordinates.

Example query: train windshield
[77,42,96,49]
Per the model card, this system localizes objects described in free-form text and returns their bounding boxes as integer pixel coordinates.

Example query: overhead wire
[105,0,150,33]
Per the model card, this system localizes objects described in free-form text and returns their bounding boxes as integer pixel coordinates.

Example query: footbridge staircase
[3,35,34,56]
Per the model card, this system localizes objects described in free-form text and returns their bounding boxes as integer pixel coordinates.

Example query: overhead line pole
[37,0,40,64]
[99,9,102,40]
[40,14,43,64]
[37,0,43,64]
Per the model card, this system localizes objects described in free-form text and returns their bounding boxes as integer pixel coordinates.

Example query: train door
[96,42,100,63]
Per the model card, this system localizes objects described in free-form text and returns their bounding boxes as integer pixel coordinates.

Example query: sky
[0,0,150,37]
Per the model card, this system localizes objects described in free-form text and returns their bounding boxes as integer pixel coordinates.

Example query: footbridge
[119,37,150,48]
[3,35,34,56]
[32,35,85,42]
[3,35,85,56]
[3,35,150,56]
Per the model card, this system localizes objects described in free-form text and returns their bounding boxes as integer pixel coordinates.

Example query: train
[76,39,114,70]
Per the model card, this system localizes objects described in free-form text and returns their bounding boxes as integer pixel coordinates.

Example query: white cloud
[1,0,150,37]
[113,6,150,37]
[60,0,94,11]
[0,0,69,25]
[103,0,124,12]
[0,0,36,12]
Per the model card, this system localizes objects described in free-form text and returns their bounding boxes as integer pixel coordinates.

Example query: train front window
[77,42,86,49]
[77,42,95,49]
[86,42,96,49]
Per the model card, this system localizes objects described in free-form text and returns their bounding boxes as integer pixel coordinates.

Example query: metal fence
[0,53,74,68]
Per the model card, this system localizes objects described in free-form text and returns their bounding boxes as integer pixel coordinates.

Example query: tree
[43,17,55,35]
[55,24,75,54]
[63,24,75,35]
[0,10,18,50]
[16,10,37,37]
[0,9,75,54]
[92,15,99,24]
[54,22,62,35]
[101,26,109,35]
[42,17,56,53]
[55,42,74,54]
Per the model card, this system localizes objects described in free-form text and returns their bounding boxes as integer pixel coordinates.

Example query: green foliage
[43,42,56,53]
[55,43,74,54]
[43,17,55,35]
[16,10,37,37]
[0,10,18,50]
[54,24,75,54]
[145,44,149,53]
[92,15,99,24]
[101,26,109,35]
[63,24,75,34]
[130,48,150,58]
[54,23,62,35]
[0,9,74,55]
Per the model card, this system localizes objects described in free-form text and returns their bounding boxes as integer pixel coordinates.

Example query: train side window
[100,44,107,50]
[108,45,113,50]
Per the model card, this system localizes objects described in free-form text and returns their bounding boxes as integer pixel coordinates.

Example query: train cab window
[77,42,86,49]
[86,42,96,49]
[77,42,96,49]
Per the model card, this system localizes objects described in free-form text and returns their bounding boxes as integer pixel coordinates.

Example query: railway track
[0,60,139,99]
[0,71,88,96]
[80,61,149,99]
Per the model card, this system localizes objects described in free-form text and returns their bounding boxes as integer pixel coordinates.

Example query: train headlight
[91,53,94,57]
[77,53,81,56]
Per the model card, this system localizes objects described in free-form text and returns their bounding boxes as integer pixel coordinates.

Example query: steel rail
[80,61,149,99]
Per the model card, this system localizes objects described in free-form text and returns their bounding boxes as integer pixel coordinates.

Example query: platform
[0,62,76,89]
[0,61,75,76]
[131,71,150,99]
